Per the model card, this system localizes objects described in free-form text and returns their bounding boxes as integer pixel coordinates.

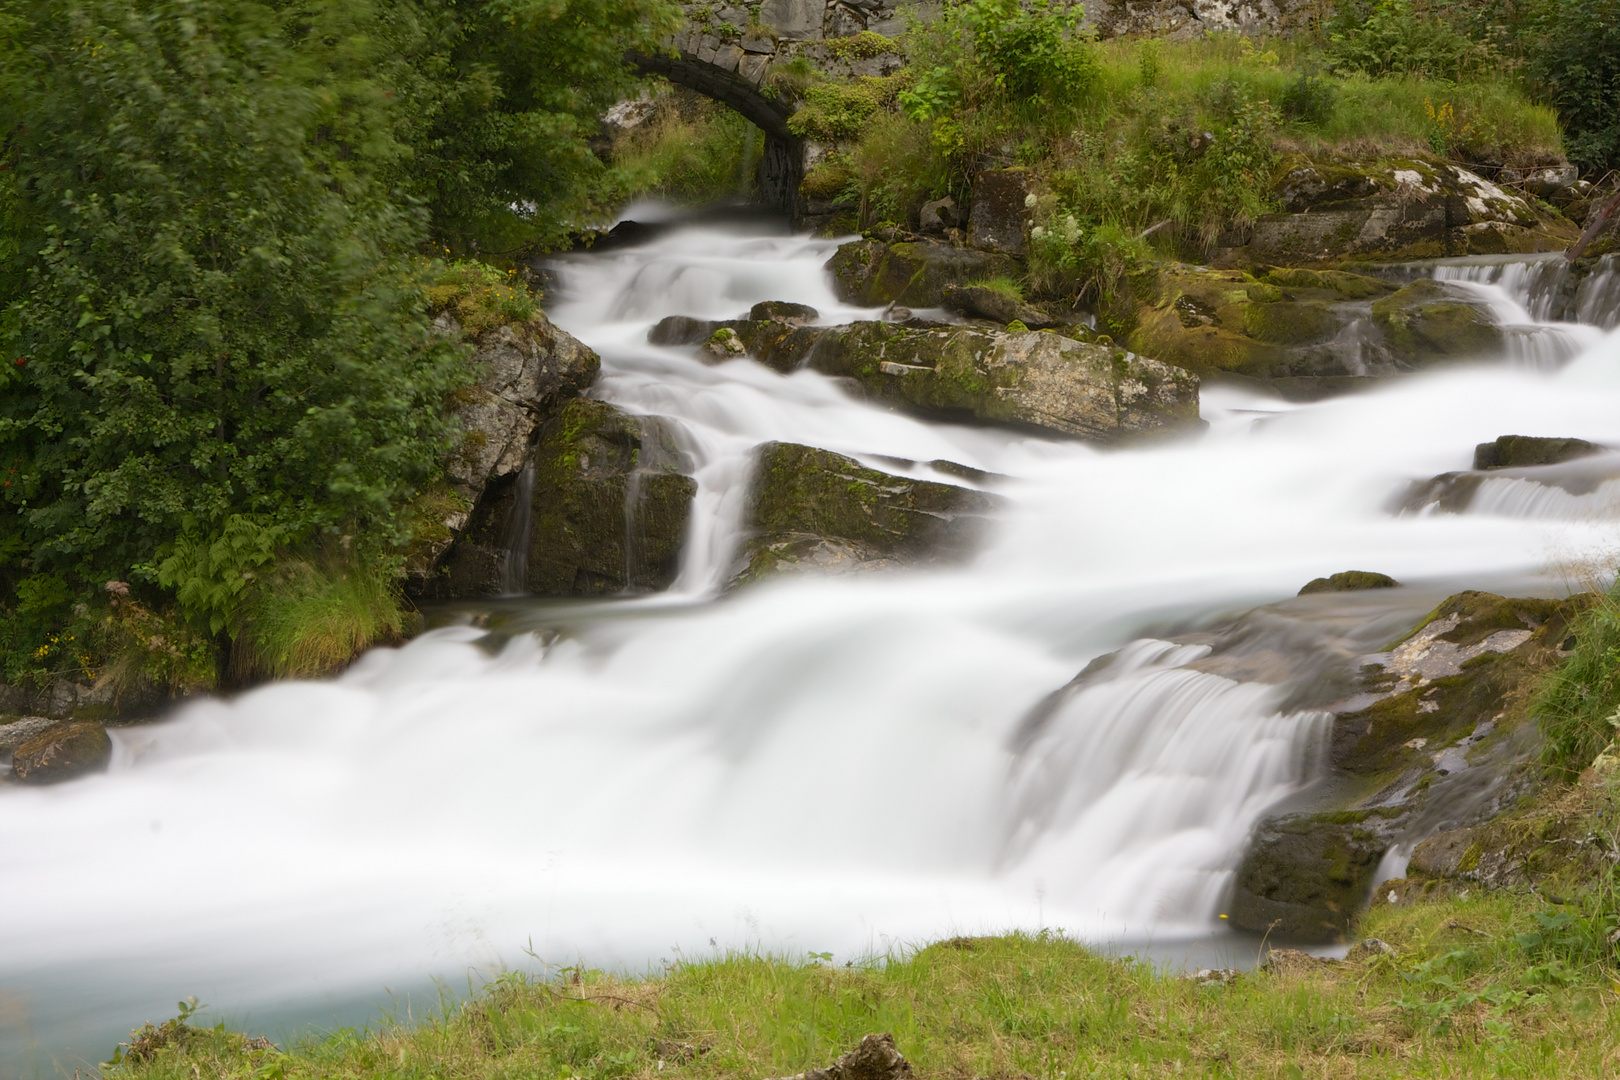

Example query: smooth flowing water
[7,212,1620,1074]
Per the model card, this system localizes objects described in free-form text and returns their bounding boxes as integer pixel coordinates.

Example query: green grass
[104,887,1620,1080]
[967,275,1026,301]
[421,258,538,336]
[610,88,761,205]
[233,551,405,680]
[1535,585,1620,777]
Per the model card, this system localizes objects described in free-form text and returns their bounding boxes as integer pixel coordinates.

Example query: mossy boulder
[810,323,1200,442]
[649,316,1201,442]
[1229,811,1394,940]
[826,239,1020,308]
[1128,264,1397,383]
[424,399,696,598]
[736,443,999,584]
[1473,434,1601,470]
[11,720,112,784]
[940,284,1060,329]
[1299,571,1399,595]
[1370,280,1504,362]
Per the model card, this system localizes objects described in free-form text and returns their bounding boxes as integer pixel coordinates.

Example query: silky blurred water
[6,209,1620,1075]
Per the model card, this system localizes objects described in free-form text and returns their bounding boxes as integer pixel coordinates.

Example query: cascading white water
[9,207,1620,1073]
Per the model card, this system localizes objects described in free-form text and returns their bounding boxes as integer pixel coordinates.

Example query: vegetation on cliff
[0,0,679,695]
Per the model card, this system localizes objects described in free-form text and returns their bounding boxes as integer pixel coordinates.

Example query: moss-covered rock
[424,399,696,598]
[736,443,999,585]
[826,239,1020,307]
[649,315,1200,442]
[1370,280,1504,362]
[811,323,1200,442]
[941,284,1060,329]
[1229,811,1395,940]
[1299,571,1400,595]
[11,720,112,784]
[1473,434,1601,470]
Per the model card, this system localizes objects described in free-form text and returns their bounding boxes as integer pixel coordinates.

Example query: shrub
[1323,0,1502,83]
[1523,0,1620,172]
[1280,72,1339,125]
[789,76,908,142]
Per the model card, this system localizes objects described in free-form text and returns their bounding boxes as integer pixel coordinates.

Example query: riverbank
[104,882,1620,1078]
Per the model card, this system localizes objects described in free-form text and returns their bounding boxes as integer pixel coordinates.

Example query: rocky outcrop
[1229,591,1582,942]
[1086,0,1319,40]
[424,400,696,599]
[776,1033,914,1080]
[1225,158,1580,265]
[9,720,112,784]
[406,312,601,589]
[651,315,1201,442]
[1399,441,1618,515]
[736,443,999,584]
[826,239,1020,308]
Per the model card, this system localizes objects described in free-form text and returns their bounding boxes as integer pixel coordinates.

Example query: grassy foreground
[107,894,1620,1080]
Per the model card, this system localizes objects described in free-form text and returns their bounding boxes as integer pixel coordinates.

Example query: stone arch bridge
[625,0,1313,216]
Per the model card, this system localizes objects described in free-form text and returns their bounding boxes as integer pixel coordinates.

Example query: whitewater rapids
[5,208,1620,1072]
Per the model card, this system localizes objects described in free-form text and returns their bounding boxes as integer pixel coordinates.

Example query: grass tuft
[233,550,404,681]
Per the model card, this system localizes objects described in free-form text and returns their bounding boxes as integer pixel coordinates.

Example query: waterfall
[497,458,537,595]
[10,207,1620,1069]
[1575,254,1620,331]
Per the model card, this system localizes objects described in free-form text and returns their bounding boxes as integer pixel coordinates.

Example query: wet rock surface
[1473,434,1601,470]
[736,443,1000,585]
[1370,280,1504,363]
[1299,571,1400,595]
[1129,264,1407,384]
[424,400,696,599]
[1229,590,1581,942]
[941,284,1061,329]
[1399,446,1620,516]
[10,720,113,784]
[650,315,1200,443]
[826,239,1020,308]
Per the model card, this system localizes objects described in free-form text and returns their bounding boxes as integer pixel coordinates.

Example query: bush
[1323,0,1502,83]
[0,0,470,677]
[1523,0,1620,172]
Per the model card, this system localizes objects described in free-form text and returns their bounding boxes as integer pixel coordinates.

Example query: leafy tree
[1523,0,1620,172]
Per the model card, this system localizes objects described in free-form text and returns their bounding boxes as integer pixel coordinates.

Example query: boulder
[967,169,1031,256]
[423,400,696,598]
[0,715,58,756]
[750,300,820,325]
[1229,811,1394,940]
[940,284,1060,329]
[1234,157,1580,264]
[1299,571,1399,595]
[1128,264,1402,383]
[10,721,112,784]
[647,317,1201,443]
[1370,280,1503,362]
[1473,434,1601,470]
[810,323,1200,442]
[826,239,1020,307]
[918,196,961,234]
[736,443,999,584]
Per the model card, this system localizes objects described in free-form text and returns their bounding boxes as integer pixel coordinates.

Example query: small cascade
[1429,254,1575,323]
[1574,254,1620,330]
[623,465,645,591]
[497,458,537,595]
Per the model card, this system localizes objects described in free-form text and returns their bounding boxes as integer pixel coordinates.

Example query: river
[5,208,1620,1074]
